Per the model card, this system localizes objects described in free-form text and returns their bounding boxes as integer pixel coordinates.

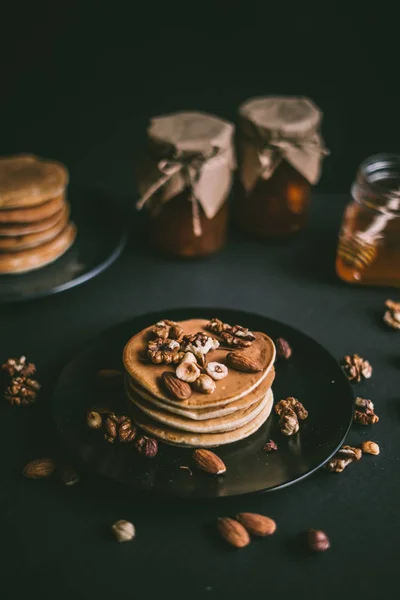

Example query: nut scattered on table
[360,440,380,455]
[86,410,103,429]
[112,519,135,542]
[275,338,292,359]
[307,529,330,552]
[383,299,400,330]
[341,354,372,382]
[22,458,56,479]
[134,435,158,458]
[353,396,379,425]
[327,445,362,473]
[4,376,41,406]
[217,517,250,548]
[236,513,277,537]
[1,356,36,379]
[192,449,226,475]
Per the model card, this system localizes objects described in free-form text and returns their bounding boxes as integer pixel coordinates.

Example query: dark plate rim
[53,307,355,499]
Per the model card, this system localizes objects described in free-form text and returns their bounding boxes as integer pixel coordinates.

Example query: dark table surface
[0,191,398,600]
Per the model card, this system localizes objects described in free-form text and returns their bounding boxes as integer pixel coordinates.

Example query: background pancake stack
[0,154,77,274]
[123,318,276,447]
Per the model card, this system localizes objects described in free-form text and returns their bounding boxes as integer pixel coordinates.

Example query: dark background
[1,0,399,196]
[1,3,399,600]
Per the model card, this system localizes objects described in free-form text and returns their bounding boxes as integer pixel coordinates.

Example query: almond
[162,371,191,400]
[217,517,250,548]
[96,369,124,388]
[192,449,226,475]
[226,351,263,373]
[22,458,56,479]
[236,512,277,536]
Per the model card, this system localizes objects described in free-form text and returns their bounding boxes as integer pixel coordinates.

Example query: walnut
[221,325,256,348]
[152,320,183,340]
[341,354,372,382]
[263,439,278,452]
[354,410,379,425]
[104,414,137,443]
[1,356,36,379]
[327,445,362,473]
[147,337,184,365]
[206,318,230,335]
[275,397,308,420]
[355,397,374,413]
[4,376,41,406]
[182,332,219,360]
[383,300,400,330]
[279,410,299,436]
[135,435,158,458]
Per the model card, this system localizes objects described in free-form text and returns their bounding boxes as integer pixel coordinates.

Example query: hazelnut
[307,529,330,552]
[192,374,216,394]
[275,337,292,359]
[135,435,158,458]
[112,519,135,542]
[86,410,103,429]
[206,362,228,380]
[176,360,200,383]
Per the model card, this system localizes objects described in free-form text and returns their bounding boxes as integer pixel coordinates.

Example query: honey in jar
[136,112,235,258]
[234,96,328,237]
[336,153,400,287]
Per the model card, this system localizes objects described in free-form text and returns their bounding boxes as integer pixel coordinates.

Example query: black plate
[53,308,354,499]
[0,187,129,303]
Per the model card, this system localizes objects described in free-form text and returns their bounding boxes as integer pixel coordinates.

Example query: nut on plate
[176,360,201,383]
[217,517,250,548]
[279,410,299,436]
[192,449,226,475]
[162,371,192,400]
[360,440,380,455]
[275,337,292,359]
[192,374,216,394]
[206,362,228,380]
[275,397,308,420]
[22,458,56,479]
[236,513,277,537]
[308,529,330,552]
[135,435,158,458]
[112,519,135,542]
[226,351,262,373]
[263,439,278,452]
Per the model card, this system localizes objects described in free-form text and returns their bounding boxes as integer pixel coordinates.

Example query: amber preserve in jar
[136,111,235,258]
[336,154,400,287]
[234,96,328,237]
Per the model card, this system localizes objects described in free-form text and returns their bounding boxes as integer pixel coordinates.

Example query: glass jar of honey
[336,154,400,287]
[234,96,328,237]
[136,111,235,258]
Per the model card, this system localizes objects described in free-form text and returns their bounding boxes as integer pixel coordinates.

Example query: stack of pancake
[0,154,76,274]
[123,319,276,447]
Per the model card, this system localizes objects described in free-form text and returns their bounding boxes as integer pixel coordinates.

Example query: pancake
[0,205,70,251]
[0,154,68,208]
[0,222,77,274]
[123,319,276,408]
[126,366,275,420]
[0,204,69,236]
[0,194,64,223]
[130,389,274,447]
[128,388,270,433]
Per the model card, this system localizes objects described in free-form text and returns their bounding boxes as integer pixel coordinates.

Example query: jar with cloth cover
[234,96,328,237]
[136,111,235,258]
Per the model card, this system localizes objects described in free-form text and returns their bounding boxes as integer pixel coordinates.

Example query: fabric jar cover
[238,96,329,193]
[136,111,236,236]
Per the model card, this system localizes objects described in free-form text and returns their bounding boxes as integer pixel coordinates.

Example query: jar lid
[239,96,322,138]
[149,111,234,158]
